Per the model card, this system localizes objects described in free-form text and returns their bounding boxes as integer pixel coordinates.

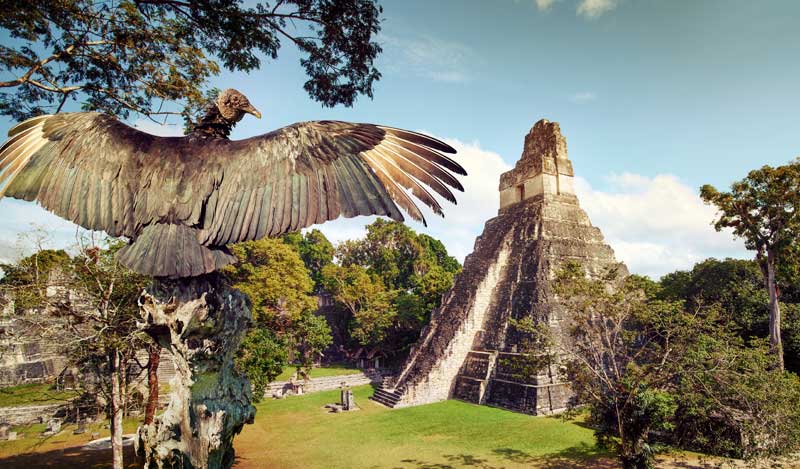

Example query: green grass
[0,383,78,407]
[273,363,362,382]
[235,385,606,469]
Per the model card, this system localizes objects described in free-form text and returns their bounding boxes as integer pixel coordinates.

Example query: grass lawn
[273,363,363,382]
[0,383,78,407]
[4,384,788,468]
[234,385,609,469]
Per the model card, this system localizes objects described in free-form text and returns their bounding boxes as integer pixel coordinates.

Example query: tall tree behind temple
[0,0,383,120]
[701,159,800,370]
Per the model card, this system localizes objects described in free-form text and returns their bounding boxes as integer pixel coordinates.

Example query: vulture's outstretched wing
[0,113,465,277]
[195,120,465,247]
[0,112,206,238]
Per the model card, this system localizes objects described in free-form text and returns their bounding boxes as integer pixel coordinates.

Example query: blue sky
[1,0,799,277]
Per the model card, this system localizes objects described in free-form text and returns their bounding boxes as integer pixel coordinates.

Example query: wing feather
[1,115,467,277]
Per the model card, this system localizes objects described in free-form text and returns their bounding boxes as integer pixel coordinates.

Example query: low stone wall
[264,371,381,398]
[0,403,65,426]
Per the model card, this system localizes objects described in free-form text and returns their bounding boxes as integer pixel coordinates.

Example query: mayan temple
[371,119,627,414]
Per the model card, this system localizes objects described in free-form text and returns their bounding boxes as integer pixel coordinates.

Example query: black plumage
[0,89,466,278]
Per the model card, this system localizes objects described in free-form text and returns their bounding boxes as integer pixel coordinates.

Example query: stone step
[370,394,400,408]
[370,387,403,408]
[372,389,401,402]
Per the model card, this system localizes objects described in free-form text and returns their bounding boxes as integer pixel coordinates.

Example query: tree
[550,263,692,469]
[544,262,800,467]
[65,239,151,469]
[321,263,396,348]
[701,159,800,370]
[1,0,383,121]
[283,229,334,292]
[325,220,460,360]
[224,237,331,396]
[673,334,800,459]
[1,237,159,469]
[235,329,288,401]
[657,257,800,373]
[659,258,769,337]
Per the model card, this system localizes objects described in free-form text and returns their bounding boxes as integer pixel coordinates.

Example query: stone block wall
[264,370,381,398]
[0,403,66,426]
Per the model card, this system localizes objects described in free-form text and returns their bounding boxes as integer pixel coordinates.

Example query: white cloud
[535,0,558,10]
[569,91,597,103]
[577,0,619,18]
[575,173,749,278]
[380,34,474,83]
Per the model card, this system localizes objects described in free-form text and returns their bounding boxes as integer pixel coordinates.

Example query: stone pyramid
[372,119,627,414]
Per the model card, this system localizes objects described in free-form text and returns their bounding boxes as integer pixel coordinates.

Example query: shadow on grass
[0,444,137,469]
[492,442,614,469]
[393,453,505,469]
[388,444,614,469]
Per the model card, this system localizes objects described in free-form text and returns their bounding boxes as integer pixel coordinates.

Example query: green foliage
[225,238,317,325]
[657,257,800,373]
[236,329,288,402]
[674,334,800,459]
[554,262,692,469]
[1,0,384,120]
[700,160,800,256]
[292,311,333,369]
[323,220,461,358]
[225,237,331,386]
[283,229,334,291]
[321,263,396,347]
[0,249,70,309]
[554,261,800,466]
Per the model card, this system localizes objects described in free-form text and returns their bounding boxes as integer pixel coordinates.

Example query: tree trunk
[135,273,255,469]
[766,250,784,371]
[144,343,161,425]
[110,350,125,469]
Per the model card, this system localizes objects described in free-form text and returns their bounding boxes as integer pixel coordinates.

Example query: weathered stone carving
[374,119,627,414]
[135,274,255,469]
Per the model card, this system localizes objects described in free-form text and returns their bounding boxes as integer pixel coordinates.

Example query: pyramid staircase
[369,376,406,408]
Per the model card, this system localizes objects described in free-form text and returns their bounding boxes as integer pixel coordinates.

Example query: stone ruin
[371,119,627,414]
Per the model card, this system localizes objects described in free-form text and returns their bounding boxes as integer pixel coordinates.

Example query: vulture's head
[216,89,261,122]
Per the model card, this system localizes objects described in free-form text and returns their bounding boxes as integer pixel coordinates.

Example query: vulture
[0,89,466,278]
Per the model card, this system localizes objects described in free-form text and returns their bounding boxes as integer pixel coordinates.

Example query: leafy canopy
[323,220,461,358]
[700,159,800,257]
[0,0,383,120]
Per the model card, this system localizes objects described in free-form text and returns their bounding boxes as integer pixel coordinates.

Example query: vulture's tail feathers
[117,224,236,278]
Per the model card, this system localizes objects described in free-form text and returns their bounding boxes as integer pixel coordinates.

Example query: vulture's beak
[245,106,262,119]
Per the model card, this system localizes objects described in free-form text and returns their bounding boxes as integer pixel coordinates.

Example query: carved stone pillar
[135,273,256,469]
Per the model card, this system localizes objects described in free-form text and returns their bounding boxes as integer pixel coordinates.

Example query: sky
[1,0,799,278]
